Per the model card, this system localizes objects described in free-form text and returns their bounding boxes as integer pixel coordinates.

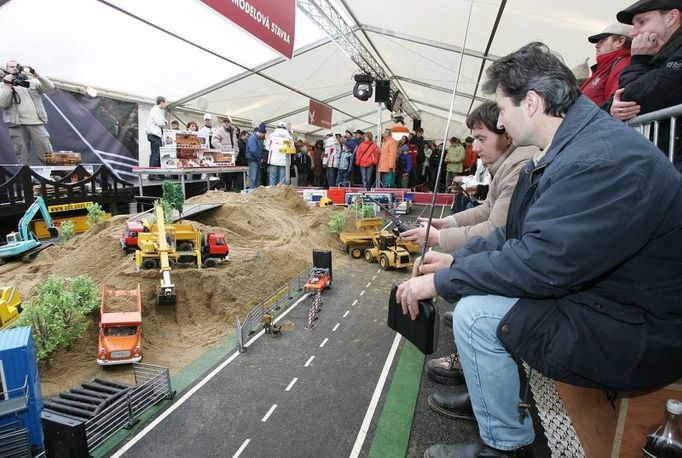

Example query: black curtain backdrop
[0,88,139,181]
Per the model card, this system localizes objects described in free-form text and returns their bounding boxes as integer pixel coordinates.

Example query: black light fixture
[353,74,373,101]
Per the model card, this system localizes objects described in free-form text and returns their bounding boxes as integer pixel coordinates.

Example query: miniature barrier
[236,267,312,352]
[628,103,681,165]
[305,291,322,330]
[0,421,32,458]
[85,363,174,451]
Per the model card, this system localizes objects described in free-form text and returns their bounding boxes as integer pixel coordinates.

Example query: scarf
[650,26,682,65]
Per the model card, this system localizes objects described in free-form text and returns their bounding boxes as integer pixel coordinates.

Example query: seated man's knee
[452,295,487,334]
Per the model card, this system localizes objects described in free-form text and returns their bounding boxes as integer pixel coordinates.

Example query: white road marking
[332,323,340,332]
[304,355,315,367]
[343,310,350,318]
[352,299,358,306]
[372,275,377,280]
[360,290,365,296]
[320,338,329,348]
[285,378,298,392]
[366,282,371,288]
[376,269,381,273]
[261,404,277,422]
[233,439,250,458]
[350,333,402,457]
[109,293,311,457]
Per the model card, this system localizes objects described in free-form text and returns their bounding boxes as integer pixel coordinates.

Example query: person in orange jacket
[377,130,398,187]
[355,131,379,190]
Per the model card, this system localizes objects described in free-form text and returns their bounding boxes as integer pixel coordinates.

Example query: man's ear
[666,9,681,28]
[525,90,543,117]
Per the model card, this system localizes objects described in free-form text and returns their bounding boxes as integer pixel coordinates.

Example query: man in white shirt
[145,96,168,174]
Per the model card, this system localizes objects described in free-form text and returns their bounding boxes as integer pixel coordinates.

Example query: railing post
[125,392,137,428]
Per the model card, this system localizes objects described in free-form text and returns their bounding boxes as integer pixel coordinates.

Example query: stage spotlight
[353,74,373,101]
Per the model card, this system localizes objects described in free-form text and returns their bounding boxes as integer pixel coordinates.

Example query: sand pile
[0,186,347,396]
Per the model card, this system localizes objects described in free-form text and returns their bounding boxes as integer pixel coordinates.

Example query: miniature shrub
[16,275,100,361]
[328,213,346,235]
[162,181,184,215]
[86,202,106,226]
[59,220,75,241]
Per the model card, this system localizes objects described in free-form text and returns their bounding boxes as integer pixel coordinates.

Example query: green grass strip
[368,339,425,458]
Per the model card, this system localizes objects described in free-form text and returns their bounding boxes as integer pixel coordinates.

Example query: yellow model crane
[153,206,176,305]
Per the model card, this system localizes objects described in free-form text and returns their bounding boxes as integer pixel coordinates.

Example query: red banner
[308,100,332,129]
[200,0,296,59]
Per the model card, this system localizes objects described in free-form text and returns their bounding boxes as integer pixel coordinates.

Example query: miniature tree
[162,181,185,215]
[86,202,106,226]
[16,275,99,362]
[59,220,75,241]
[328,213,346,235]
[155,199,175,224]
[361,204,375,218]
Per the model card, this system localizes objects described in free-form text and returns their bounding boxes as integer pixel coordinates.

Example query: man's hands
[631,32,661,56]
[400,221,439,247]
[610,88,641,121]
[396,251,453,319]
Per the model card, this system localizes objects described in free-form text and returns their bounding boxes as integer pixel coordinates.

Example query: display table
[131,166,248,197]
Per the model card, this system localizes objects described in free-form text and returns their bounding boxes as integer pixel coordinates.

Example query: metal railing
[0,376,29,418]
[628,103,681,165]
[0,421,31,458]
[86,363,174,451]
[236,267,312,352]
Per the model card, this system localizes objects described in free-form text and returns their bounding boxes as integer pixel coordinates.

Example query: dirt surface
[102,294,139,313]
[0,186,351,397]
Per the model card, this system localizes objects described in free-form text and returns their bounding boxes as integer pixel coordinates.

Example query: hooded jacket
[322,136,340,169]
[434,96,682,391]
[580,47,631,108]
[265,127,295,166]
[355,140,379,168]
[378,136,398,173]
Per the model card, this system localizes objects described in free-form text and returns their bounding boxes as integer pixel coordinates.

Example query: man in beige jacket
[399,101,535,394]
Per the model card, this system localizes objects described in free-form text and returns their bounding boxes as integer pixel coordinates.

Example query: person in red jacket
[355,131,379,190]
[581,23,633,108]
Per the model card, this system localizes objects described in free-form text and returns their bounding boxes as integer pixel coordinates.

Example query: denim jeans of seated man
[452,295,535,451]
[268,165,288,186]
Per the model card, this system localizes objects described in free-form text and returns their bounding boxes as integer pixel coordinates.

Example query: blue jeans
[452,295,535,450]
[268,165,287,186]
[326,167,337,188]
[248,161,261,189]
[337,168,350,186]
[360,166,375,190]
[147,134,161,167]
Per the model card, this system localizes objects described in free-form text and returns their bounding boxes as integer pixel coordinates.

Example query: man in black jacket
[398,42,682,458]
[609,0,682,169]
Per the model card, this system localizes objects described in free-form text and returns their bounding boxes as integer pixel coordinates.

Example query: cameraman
[0,61,55,165]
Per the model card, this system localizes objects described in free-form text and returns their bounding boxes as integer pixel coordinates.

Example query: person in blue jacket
[398,42,682,458]
[246,122,266,189]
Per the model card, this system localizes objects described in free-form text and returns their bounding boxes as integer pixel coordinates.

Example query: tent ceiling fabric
[1,0,630,136]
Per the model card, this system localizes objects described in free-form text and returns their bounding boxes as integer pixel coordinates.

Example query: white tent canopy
[1,0,627,141]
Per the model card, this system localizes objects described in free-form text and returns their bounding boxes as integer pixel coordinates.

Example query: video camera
[9,63,30,88]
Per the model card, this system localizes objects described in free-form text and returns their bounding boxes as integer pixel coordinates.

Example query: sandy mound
[0,186,349,397]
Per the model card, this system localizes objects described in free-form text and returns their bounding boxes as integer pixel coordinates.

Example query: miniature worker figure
[262,311,273,334]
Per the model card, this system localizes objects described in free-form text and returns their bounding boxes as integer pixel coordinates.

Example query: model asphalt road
[114,258,408,457]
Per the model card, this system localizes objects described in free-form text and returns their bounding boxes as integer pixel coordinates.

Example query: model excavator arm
[155,205,176,305]
[18,196,58,241]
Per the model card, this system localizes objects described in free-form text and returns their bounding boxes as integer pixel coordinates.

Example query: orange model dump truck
[97,285,142,366]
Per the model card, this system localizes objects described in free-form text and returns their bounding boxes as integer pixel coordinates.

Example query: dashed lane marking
[343,310,350,318]
[332,323,340,332]
[285,378,298,392]
[261,404,277,422]
[360,290,365,296]
[233,439,250,458]
[352,299,358,306]
[366,282,371,287]
[320,338,329,348]
[304,355,315,367]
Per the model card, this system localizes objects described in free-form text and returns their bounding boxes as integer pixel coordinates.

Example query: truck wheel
[203,258,218,268]
[350,247,363,259]
[178,242,193,252]
[364,249,375,263]
[141,259,157,270]
[379,254,390,270]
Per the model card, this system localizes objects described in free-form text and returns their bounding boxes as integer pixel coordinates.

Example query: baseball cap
[203,113,211,120]
[588,23,633,43]
[617,0,682,25]
[277,122,287,129]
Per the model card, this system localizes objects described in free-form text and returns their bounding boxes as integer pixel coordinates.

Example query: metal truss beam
[395,76,489,103]
[297,0,420,120]
[411,99,469,118]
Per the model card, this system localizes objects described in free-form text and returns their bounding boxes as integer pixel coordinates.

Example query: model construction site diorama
[0,183,427,454]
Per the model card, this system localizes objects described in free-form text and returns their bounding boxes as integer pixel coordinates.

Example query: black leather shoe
[443,310,453,327]
[426,353,465,385]
[428,391,476,421]
[424,442,533,458]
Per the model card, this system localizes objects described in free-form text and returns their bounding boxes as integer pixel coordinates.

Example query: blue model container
[0,326,44,447]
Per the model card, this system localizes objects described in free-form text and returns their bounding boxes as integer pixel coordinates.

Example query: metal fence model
[0,421,32,458]
[85,363,174,451]
[236,267,312,352]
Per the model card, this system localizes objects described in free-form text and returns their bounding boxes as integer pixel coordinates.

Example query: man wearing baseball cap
[609,0,682,122]
[581,23,632,107]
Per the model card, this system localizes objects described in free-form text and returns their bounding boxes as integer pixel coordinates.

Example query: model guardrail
[236,267,312,352]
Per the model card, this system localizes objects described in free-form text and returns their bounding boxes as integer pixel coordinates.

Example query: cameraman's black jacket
[433,96,682,391]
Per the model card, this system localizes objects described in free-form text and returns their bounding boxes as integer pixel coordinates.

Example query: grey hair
[482,42,580,117]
